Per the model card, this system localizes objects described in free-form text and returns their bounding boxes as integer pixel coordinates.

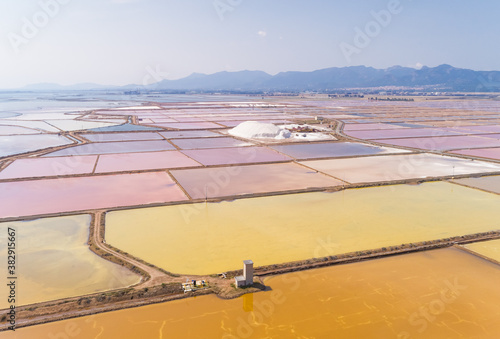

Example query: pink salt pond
[159,131,221,139]
[148,118,179,123]
[169,117,208,122]
[170,163,343,199]
[216,120,290,128]
[149,122,223,130]
[170,137,254,150]
[80,132,164,142]
[451,147,500,161]
[181,147,292,166]
[270,142,407,160]
[345,127,464,140]
[0,155,97,180]
[300,153,500,184]
[343,123,408,131]
[453,125,500,134]
[373,135,500,151]
[94,151,201,173]
[0,172,187,218]
[43,140,176,156]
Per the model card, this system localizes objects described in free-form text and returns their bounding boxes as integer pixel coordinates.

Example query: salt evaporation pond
[0,120,61,133]
[81,132,164,142]
[373,135,500,151]
[43,140,176,156]
[452,175,500,194]
[452,147,500,160]
[0,155,97,180]
[44,120,121,131]
[0,215,140,308]
[464,239,500,263]
[149,122,222,130]
[301,153,500,183]
[343,122,409,130]
[170,136,254,149]
[170,162,342,199]
[346,127,463,140]
[106,182,500,275]
[181,146,292,166]
[0,125,41,135]
[0,172,188,218]
[270,141,407,160]
[0,134,74,158]
[9,248,500,338]
[159,130,221,139]
[94,151,201,173]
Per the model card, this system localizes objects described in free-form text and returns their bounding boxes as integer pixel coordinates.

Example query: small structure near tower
[235,260,254,288]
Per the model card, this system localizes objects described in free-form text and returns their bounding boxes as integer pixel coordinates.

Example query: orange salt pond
[106,182,500,275]
[463,239,500,263]
[8,248,500,338]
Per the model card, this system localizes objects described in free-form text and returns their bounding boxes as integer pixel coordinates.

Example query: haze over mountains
[19,65,500,92]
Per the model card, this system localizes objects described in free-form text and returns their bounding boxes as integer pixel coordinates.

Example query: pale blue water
[0,91,252,115]
[0,134,74,157]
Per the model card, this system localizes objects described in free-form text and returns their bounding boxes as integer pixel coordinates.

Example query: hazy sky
[1,0,499,88]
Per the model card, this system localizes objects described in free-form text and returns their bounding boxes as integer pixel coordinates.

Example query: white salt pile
[228,121,291,139]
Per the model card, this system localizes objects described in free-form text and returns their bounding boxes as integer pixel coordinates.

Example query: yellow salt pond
[106,181,500,275]
[8,248,500,338]
[463,239,500,263]
[0,215,141,308]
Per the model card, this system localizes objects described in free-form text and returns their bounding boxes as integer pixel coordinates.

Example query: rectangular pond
[0,155,98,180]
[43,140,176,157]
[46,120,121,132]
[0,134,74,158]
[0,120,61,133]
[95,151,201,173]
[170,137,254,150]
[150,122,223,130]
[0,125,41,135]
[451,147,500,160]
[80,132,164,142]
[300,153,500,183]
[270,142,408,160]
[463,239,500,263]
[0,172,188,218]
[346,127,464,140]
[181,147,292,166]
[170,162,343,199]
[452,175,500,194]
[342,123,409,131]
[159,130,221,139]
[372,135,500,151]
[105,181,500,275]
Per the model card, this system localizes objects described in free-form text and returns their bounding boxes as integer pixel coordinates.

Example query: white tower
[243,260,253,285]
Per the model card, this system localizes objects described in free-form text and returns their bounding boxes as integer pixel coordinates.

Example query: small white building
[235,260,254,288]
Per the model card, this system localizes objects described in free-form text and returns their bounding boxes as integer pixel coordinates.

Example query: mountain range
[19,65,500,92]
